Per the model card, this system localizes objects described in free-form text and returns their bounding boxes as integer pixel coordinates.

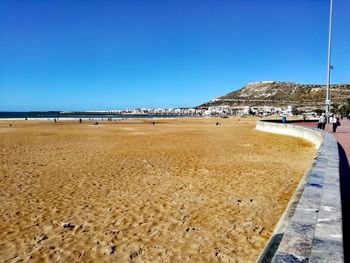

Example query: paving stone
[258,122,345,263]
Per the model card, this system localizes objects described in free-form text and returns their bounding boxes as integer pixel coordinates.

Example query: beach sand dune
[0,118,315,262]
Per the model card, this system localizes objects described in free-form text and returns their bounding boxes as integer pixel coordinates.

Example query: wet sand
[0,118,316,262]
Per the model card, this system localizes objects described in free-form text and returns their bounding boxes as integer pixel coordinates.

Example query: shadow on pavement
[338,143,350,262]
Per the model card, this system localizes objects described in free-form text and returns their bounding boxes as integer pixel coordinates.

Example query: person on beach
[318,113,326,130]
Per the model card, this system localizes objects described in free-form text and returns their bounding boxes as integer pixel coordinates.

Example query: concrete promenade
[296,119,350,262]
[257,120,343,262]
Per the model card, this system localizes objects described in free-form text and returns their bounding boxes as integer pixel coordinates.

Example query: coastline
[0,115,204,122]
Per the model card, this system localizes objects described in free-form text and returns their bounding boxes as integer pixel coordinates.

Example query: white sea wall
[255,121,323,149]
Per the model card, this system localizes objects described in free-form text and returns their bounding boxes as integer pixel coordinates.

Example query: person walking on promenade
[317,115,322,129]
[318,113,326,130]
[330,114,340,132]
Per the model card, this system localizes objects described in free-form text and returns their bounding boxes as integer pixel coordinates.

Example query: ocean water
[0,111,190,120]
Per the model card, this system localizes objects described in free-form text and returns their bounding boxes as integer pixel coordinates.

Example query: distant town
[62,105,308,117]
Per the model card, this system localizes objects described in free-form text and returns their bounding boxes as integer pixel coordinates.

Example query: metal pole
[325,0,333,120]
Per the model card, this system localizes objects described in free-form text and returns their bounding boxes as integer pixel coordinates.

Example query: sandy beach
[0,118,316,262]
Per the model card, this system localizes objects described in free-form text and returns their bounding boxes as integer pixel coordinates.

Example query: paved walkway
[296,119,350,261]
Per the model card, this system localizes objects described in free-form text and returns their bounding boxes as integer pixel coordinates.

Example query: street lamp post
[325,0,333,120]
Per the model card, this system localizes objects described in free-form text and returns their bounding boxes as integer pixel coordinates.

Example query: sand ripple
[0,118,315,262]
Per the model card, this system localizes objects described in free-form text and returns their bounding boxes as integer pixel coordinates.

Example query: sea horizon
[0,111,201,120]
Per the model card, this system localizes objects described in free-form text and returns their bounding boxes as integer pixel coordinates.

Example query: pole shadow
[338,142,350,261]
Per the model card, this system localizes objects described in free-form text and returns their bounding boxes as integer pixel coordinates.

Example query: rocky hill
[200,81,350,108]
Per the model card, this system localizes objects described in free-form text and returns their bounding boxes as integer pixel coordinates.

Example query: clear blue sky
[0,0,349,111]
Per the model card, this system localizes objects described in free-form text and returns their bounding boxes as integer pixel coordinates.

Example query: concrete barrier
[256,121,323,149]
[256,121,343,262]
